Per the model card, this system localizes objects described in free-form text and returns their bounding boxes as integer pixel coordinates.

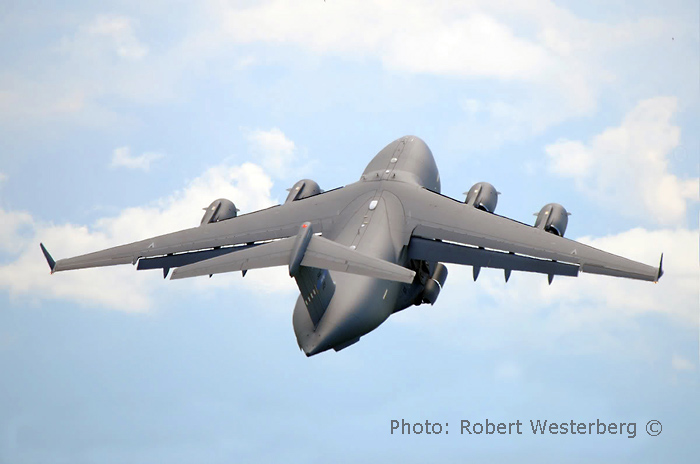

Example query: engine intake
[464,182,499,213]
[285,179,322,203]
[200,198,238,226]
[534,203,569,237]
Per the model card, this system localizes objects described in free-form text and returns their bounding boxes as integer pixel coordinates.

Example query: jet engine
[285,179,322,203]
[534,203,569,237]
[422,263,448,305]
[200,198,238,226]
[464,182,499,213]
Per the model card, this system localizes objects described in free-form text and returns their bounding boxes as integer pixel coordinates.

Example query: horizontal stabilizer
[170,235,416,284]
[408,237,579,278]
[302,236,415,284]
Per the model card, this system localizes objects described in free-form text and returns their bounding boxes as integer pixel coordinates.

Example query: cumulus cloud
[567,228,698,324]
[0,162,296,311]
[0,208,33,253]
[453,95,570,150]
[394,227,698,354]
[0,78,93,121]
[0,13,157,125]
[216,0,682,147]
[243,127,308,179]
[0,172,7,183]
[546,97,699,225]
[1,0,693,146]
[110,146,164,171]
[219,1,553,80]
[672,354,695,372]
[85,14,148,60]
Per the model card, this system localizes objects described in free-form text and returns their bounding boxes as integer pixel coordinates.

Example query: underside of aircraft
[41,136,663,356]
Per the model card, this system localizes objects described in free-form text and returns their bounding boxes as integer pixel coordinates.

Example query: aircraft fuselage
[293,136,441,356]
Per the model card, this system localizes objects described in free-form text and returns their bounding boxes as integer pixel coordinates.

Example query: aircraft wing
[402,186,662,282]
[41,185,372,273]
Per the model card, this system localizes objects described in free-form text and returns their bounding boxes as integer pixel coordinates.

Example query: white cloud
[672,354,695,371]
[219,1,551,80]
[461,98,481,117]
[0,81,91,121]
[569,228,698,323]
[494,361,522,381]
[0,14,159,125]
[215,0,685,146]
[0,162,296,311]
[243,127,305,179]
[546,97,699,225]
[110,146,164,171]
[395,227,698,354]
[85,15,148,60]
[545,139,593,176]
[0,172,7,183]
[452,96,572,150]
[0,208,33,253]
[0,0,693,145]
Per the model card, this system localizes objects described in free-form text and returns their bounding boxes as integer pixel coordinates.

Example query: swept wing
[42,186,367,273]
[400,185,662,282]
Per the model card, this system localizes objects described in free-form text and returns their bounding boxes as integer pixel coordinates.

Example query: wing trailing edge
[397,184,662,283]
[170,226,415,284]
[408,237,579,279]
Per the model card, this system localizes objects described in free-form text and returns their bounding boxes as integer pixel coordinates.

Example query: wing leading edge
[400,185,662,282]
[39,185,372,274]
[40,193,415,285]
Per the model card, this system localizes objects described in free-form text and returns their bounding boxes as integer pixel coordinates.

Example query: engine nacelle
[200,198,238,226]
[422,263,448,305]
[285,179,322,203]
[534,203,569,237]
[464,182,499,213]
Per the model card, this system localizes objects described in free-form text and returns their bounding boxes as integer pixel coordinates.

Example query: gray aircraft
[40,136,663,356]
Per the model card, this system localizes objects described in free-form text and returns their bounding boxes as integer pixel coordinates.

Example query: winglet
[40,243,56,274]
[656,253,664,282]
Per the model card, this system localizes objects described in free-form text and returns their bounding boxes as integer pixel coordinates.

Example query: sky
[0,0,698,462]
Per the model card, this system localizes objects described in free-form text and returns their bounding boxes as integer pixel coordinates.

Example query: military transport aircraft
[40,136,663,356]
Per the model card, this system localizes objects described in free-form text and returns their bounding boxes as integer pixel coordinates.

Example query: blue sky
[0,1,698,462]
